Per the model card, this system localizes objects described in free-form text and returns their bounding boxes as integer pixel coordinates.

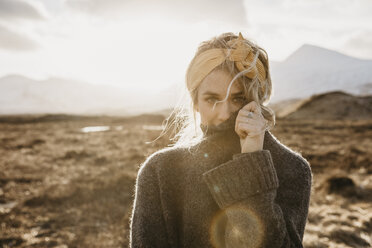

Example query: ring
[247,111,254,118]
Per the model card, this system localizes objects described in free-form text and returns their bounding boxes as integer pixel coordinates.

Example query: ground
[0,116,371,247]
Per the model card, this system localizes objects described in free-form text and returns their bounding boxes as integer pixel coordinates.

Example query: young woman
[129,32,312,248]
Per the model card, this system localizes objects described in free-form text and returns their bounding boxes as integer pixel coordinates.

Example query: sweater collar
[199,110,239,138]
[199,110,278,153]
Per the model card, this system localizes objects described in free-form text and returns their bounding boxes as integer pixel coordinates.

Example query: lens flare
[209,205,264,248]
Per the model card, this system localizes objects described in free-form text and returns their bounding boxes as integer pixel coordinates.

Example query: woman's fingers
[236,115,263,130]
[235,123,260,138]
[236,116,260,124]
[240,100,262,115]
[235,100,268,139]
[238,109,258,120]
[235,128,247,139]
[238,123,261,132]
[235,119,267,137]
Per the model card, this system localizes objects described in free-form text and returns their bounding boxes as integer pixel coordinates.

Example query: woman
[129,32,312,248]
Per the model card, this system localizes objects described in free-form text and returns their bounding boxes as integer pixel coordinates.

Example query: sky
[0,0,371,92]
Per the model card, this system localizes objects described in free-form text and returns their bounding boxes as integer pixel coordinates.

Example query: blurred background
[1,0,371,247]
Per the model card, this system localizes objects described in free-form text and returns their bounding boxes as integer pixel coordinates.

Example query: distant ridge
[284,44,356,65]
[0,113,165,124]
[283,91,372,120]
[0,74,181,116]
[270,44,372,103]
[1,44,372,115]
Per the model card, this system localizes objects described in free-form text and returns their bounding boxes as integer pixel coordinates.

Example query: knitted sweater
[129,112,312,248]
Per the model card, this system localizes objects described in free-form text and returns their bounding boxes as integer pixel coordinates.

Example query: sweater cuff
[202,150,279,209]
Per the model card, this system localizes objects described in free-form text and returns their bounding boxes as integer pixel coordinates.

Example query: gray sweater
[129,111,312,248]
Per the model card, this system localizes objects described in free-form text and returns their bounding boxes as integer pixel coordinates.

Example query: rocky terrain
[0,91,371,247]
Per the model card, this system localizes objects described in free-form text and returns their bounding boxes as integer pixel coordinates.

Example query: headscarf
[186,32,267,94]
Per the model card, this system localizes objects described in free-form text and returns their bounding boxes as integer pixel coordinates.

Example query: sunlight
[81,126,110,133]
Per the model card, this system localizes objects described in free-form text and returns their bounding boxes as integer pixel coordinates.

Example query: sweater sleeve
[202,150,312,248]
[129,156,170,248]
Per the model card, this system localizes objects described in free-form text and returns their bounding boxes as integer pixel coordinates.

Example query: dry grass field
[0,114,371,247]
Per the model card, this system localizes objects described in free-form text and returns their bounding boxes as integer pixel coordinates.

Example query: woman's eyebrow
[203,91,244,96]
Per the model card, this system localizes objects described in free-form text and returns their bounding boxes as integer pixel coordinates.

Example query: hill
[283,91,372,120]
[270,44,372,103]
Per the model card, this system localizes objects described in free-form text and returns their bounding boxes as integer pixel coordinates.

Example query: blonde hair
[153,32,276,149]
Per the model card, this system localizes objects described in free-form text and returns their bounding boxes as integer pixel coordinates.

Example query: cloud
[65,0,127,15]
[343,31,372,59]
[0,24,40,51]
[65,0,247,26]
[0,0,48,21]
[239,0,372,60]
[243,0,372,30]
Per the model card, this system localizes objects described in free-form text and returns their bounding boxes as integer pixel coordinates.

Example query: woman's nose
[217,101,233,123]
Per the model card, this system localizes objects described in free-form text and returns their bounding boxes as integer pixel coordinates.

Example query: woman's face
[195,69,246,126]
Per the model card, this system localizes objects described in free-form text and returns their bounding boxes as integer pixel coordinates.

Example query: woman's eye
[206,97,218,104]
[233,97,246,103]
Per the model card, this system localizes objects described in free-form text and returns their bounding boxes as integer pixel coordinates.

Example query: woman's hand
[235,101,268,153]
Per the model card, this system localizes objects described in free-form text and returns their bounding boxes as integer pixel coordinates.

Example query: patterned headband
[186,32,267,93]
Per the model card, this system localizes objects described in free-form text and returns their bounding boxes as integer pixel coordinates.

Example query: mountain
[267,98,305,118]
[0,75,130,115]
[283,91,372,120]
[270,44,372,103]
[1,44,371,115]
[0,75,182,115]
